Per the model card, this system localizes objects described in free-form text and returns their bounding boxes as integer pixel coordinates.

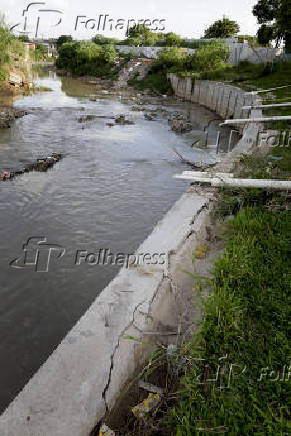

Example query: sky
[1,0,259,40]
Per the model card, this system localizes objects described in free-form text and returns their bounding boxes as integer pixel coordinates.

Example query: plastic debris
[99,423,115,436]
[167,344,178,356]
[132,393,161,419]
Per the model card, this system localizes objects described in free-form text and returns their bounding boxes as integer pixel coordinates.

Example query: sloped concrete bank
[0,81,262,436]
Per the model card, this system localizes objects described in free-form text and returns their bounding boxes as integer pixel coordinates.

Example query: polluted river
[0,71,223,412]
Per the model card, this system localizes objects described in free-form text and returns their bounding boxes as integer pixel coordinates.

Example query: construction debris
[1,154,63,181]
[132,393,161,419]
[174,171,291,190]
[98,423,115,436]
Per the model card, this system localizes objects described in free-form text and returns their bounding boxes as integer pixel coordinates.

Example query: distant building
[31,39,57,57]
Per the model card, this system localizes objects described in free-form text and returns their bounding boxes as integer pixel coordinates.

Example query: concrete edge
[0,80,262,436]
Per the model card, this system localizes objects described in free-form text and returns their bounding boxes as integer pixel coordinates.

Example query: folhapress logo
[10,237,65,272]
[10,2,63,38]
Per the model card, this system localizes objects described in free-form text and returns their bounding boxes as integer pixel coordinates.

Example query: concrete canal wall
[0,80,263,436]
[168,73,258,122]
[116,43,279,65]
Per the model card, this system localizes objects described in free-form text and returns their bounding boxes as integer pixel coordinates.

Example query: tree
[253,0,291,51]
[125,24,158,46]
[56,41,117,75]
[257,24,274,46]
[163,32,182,47]
[18,35,30,42]
[92,34,120,45]
[204,17,240,38]
[56,35,73,50]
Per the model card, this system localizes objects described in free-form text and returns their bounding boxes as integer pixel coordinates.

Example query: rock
[131,105,145,112]
[77,114,96,123]
[144,113,155,121]
[115,115,134,125]
[1,154,63,182]
[9,72,23,86]
[170,119,192,133]
[0,107,27,129]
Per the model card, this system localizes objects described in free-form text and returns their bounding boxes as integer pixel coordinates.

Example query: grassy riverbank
[102,132,291,435]
[99,143,290,436]
[170,199,290,435]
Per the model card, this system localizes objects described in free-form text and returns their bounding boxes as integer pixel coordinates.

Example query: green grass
[215,147,291,218]
[170,207,291,435]
[127,70,172,94]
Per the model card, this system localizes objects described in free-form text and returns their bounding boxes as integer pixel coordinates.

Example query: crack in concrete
[101,298,148,413]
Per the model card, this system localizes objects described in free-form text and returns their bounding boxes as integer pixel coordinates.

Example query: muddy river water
[0,72,221,412]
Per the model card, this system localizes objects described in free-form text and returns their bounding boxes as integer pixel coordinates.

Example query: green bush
[0,23,24,65]
[0,21,25,84]
[56,41,118,77]
[92,35,121,45]
[188,41,230,72]
[32,44,49,62]
[154,47,188,70]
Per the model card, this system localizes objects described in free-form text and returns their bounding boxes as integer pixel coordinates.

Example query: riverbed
[0,72,221,412]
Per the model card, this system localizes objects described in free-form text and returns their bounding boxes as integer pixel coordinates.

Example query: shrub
[188,41,230,72]
[154,47,188,71]
[56,41,118,77]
